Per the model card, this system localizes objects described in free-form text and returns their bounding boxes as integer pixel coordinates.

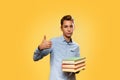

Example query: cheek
[71,28,74,32]
[61,28,67,32]
[71,29,74,32]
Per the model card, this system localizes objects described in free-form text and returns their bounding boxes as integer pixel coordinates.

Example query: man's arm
[33,47,52,61]
[33,35,52,61]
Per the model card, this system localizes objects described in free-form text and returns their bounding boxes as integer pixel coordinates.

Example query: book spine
[62,59,85,64]
[62,64,85,69]
[62,62,85,68]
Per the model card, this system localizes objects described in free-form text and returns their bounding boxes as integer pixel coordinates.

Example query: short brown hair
[60,15,74,25]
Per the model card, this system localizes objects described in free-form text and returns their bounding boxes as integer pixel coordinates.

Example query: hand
[75,71,80,74]
[38,35,52,50]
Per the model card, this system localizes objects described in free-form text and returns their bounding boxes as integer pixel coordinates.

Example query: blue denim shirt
[33,36,80,80]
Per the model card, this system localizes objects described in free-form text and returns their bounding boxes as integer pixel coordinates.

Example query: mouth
[66,33,72,35]
[67,32,72,34]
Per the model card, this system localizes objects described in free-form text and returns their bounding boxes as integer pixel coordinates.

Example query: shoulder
[72,41,80,48]
[72,40,79,46]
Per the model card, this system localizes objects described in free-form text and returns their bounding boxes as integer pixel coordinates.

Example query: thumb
[43,35,46,40]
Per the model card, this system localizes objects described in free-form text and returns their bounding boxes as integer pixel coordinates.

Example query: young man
[33,15,80,80]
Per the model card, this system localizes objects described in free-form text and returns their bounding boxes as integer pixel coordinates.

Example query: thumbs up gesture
[38,35,52,50]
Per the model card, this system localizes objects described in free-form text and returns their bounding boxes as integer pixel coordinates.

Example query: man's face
[61,20,74,38]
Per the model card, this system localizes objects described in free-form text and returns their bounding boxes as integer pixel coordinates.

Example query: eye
[70,25,73,28]
[64,25,68,28]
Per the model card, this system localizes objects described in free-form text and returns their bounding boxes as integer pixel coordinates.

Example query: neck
[63,35,71,42]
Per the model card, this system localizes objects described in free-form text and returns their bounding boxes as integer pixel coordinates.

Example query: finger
[47,43,51,46]
[44,35,46,40]
[47,45,51,48]
[48,42,52,45]
[48,41,52,44]
[48,44,52,47]
[49,45,52,48]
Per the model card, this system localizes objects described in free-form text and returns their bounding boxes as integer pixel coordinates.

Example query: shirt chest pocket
[68,49,76,56]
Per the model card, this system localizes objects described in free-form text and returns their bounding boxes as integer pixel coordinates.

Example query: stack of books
[62,57,86,72]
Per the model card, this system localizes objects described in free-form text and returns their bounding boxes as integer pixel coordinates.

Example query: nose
[67,27,71,32]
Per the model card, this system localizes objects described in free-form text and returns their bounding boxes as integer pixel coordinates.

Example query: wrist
[38,45,43,51]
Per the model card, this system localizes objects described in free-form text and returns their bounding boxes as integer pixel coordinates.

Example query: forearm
[33,47,51,61]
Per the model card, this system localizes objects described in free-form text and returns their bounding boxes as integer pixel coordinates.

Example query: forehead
[63,20,73,25]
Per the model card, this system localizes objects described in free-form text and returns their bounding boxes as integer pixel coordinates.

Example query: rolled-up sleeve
[33,47,52,61]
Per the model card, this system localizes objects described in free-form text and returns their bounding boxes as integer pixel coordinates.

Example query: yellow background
[0,0,120,80]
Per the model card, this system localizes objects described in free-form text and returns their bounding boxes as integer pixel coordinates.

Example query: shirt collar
[60,35,73,44]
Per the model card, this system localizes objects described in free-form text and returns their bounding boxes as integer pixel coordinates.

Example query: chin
[66,35,72,38]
